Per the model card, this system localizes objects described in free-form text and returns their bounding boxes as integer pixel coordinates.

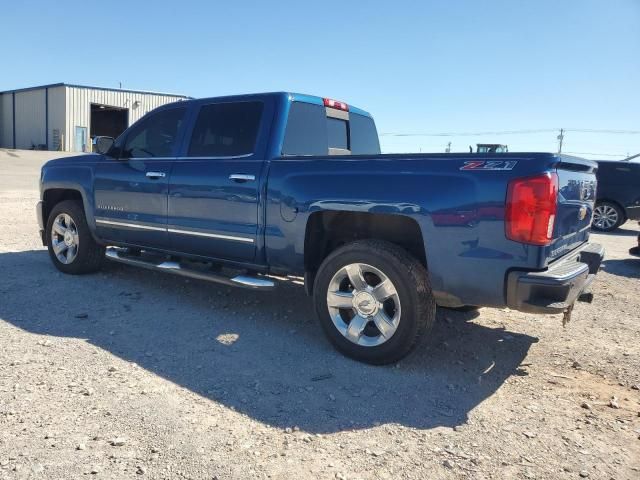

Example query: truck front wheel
[46,200,105,274]
[313,240,436,365]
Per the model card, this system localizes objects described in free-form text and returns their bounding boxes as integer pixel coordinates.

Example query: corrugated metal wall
[0,89,54,150]
[15,89,46,149]
[0,85,186,151]
[0,94,12,148]
[65,86,186,152]
[47,87,66,151]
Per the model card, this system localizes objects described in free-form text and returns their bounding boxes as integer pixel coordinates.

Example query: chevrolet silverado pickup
[37,92,604,364]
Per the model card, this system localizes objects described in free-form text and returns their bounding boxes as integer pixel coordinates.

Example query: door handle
[229,174,255,182]
[146,171,166,179]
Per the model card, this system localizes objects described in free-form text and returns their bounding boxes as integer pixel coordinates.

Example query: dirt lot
[1,149,639,480]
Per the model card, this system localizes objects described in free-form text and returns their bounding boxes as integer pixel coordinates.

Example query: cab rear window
[350,113,380,154]
[188,101,263,157]
[282,102,380,156]
[327,117,348,150]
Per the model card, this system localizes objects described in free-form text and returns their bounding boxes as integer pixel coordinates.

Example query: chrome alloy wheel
[51,213,79,264]
[593,204,619,230]
[326,263,401,347]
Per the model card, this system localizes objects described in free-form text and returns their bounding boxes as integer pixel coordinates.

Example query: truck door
[94,106,187,249]
[167,99,271,262]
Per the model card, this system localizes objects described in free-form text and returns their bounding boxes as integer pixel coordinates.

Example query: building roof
[0,83,189,98]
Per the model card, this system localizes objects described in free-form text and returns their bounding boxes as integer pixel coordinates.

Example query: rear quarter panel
[266,153,561,307]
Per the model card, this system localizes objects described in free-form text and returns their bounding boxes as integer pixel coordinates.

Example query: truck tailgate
[546,156,598,263]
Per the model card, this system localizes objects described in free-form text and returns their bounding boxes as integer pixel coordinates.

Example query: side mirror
[92,136,115,155]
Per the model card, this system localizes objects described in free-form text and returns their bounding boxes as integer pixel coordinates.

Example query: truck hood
[43,154,102,168]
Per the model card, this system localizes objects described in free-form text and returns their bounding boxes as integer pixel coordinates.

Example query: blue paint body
[39,92,599,308]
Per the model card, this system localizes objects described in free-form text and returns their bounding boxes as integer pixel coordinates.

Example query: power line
[563,151,628,157]
[380,129,556,137]
[380,128,640,137]
[565,128,640,134]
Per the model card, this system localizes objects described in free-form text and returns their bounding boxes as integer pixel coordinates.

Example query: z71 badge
[460,160,518,171]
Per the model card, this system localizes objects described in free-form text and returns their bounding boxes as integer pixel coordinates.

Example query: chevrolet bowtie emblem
[578,206,587,221]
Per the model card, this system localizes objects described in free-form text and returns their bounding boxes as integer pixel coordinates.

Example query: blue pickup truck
[37,92,604,364]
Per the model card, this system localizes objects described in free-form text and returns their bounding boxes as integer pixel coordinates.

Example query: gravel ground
[1,149,639,480]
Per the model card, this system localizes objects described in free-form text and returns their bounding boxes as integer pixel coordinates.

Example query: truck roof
[169,92,373,118]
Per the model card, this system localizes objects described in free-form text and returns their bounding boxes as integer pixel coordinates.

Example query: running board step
[105,248,275,290]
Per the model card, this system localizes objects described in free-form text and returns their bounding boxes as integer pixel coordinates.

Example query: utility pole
[557,128,565,153]
[445,141,451,153]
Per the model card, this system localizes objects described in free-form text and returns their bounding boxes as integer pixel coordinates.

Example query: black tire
[592,201,625,232]
[46,200,105,274]
[313,240,436,365]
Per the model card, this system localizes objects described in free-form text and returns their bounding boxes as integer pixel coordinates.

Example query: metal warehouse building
[0,83,188,152]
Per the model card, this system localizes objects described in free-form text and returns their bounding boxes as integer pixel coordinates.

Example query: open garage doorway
[90,104,129,140]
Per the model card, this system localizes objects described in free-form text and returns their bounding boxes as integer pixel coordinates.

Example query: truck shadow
[595,226,638,237]
[0,249,536,434]
[601,258,640,278]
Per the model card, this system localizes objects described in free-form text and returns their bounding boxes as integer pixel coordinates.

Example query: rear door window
[188,101,264,157]
[282,102,328,156]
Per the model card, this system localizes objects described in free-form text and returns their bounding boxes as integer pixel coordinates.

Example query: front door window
[121,108,186,159]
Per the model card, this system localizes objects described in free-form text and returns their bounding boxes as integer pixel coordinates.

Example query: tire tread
[314,239,436,364]
[46,200,104,274]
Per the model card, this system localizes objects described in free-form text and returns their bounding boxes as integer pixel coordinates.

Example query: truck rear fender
[303,211,426,294]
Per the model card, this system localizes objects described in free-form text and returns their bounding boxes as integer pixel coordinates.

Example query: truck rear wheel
[313,240,435,365]
[46,200,105,274]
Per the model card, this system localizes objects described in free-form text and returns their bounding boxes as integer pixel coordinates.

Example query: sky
[1,0,639,159]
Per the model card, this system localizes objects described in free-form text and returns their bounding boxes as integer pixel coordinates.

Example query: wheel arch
[42,186,102,244]
[43,188,84,225]
[303,210,427,294]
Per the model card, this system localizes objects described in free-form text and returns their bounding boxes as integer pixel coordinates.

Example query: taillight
[505,172,558,245]
[323,98,349,111]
